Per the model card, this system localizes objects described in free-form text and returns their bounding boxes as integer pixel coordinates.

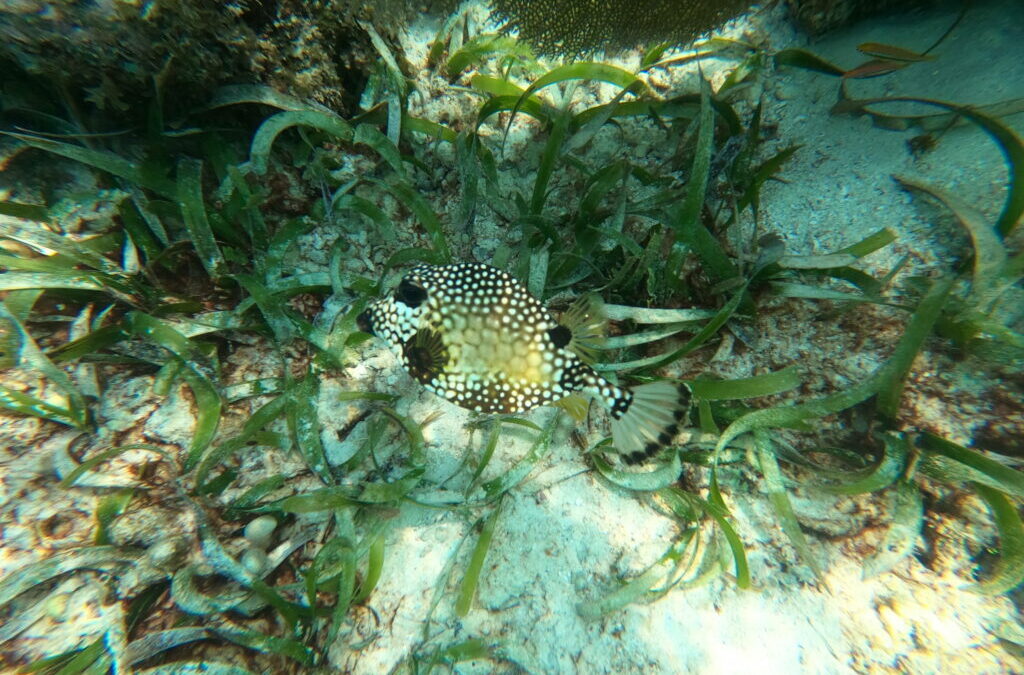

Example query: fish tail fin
[608,380,691,463]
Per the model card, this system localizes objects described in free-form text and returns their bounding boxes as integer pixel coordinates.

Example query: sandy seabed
[1,0,1023,673]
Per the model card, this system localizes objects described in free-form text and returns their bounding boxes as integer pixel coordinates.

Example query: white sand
[0,0,1021,673]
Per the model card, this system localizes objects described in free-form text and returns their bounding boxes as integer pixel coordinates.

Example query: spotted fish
[357,262,690,460]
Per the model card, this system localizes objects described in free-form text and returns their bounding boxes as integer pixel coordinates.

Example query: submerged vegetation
[0,1,1022,672]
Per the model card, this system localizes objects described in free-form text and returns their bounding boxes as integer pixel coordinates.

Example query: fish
[356,262,690,461]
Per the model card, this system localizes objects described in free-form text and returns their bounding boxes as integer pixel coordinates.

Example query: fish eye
[395,278,428,308]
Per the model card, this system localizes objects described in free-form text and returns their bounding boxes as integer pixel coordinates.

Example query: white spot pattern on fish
[357,262,690,460]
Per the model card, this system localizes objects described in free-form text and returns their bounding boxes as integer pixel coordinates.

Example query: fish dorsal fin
[560,293,607,363]
[402,328,449,385]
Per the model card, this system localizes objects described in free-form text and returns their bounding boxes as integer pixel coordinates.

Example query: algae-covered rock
[786,0,944,35]
[1,0,259,114]
[0,0,446,122]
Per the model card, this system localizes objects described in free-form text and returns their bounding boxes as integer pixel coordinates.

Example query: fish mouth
[356,309,375,336]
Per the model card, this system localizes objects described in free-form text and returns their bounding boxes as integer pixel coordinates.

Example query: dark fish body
[358,263,689,459]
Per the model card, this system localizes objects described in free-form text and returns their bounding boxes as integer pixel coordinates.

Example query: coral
[490,0,753,57]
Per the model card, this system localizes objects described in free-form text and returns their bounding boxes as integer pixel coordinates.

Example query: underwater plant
[0,1,1021,671]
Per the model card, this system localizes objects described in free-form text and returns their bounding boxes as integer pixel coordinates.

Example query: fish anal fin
[554,394,590,422]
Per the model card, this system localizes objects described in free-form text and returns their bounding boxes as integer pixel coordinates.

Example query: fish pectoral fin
[560,293,607,363]
[553,394,590,422]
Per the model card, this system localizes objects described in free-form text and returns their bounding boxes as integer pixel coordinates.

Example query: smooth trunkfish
[358,262,690,461]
